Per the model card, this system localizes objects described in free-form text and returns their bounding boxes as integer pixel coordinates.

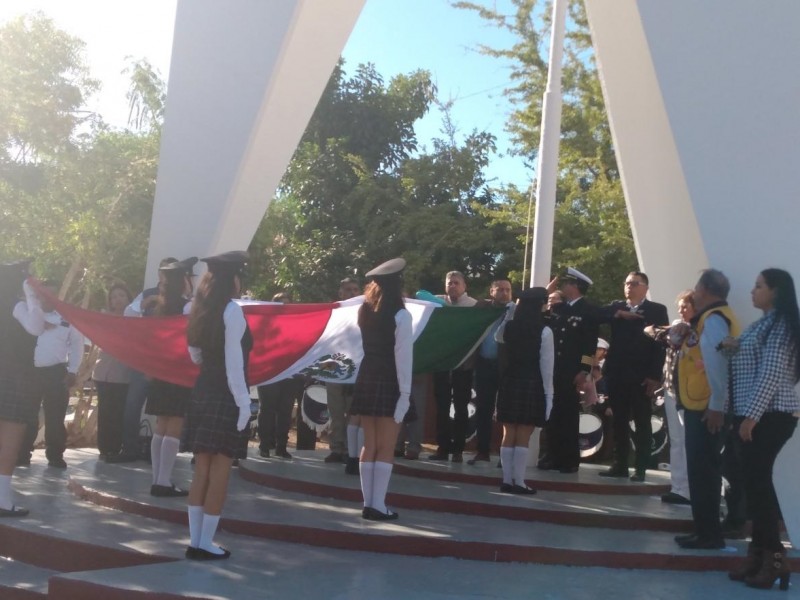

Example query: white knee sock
[500,447,514,485]
[0,475,13,510]
[199,513,225,554]
[513,446,529,487]
[360,461,375,508]
[150,434,164,485]
[347,425,360,458]
[371,461,393,514]
[188,505,203,548]
[156,436,181,487]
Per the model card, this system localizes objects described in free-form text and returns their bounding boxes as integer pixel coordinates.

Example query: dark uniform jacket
[550,297,599,380]
[600,299,669,383]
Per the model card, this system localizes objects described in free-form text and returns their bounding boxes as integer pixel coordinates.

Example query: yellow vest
[677,305,740,411]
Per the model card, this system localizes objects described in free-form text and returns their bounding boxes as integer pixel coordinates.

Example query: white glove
[393,393,410,424]
[236,404,251,432]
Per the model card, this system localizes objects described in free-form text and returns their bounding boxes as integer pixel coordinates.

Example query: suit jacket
[550,297,599,380]
[600,298,669,383]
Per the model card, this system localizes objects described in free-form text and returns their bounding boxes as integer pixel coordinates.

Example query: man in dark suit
[598,271,669,482]
[541,268,599,473]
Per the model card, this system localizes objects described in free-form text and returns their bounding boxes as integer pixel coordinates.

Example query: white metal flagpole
[529,0,568,288]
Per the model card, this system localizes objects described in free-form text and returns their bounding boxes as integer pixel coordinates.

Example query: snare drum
[301,384,331,433]
[578,413,604,457]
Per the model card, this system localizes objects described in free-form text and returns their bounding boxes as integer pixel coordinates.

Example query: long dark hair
[358,275,404,327]
[187,270,237,353]
[155,269,188,316]
[507,289,547,339]
[106,283,132,311]
[761,268,800,382]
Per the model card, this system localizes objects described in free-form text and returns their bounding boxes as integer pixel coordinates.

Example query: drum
[449,401,478,441]
[578,413,604,457]
[301,384,331,433]
[629,416,668,456]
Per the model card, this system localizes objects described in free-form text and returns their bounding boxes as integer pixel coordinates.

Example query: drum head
[301,385,330,432]
[629,416,668,456]
[578,413,603,457]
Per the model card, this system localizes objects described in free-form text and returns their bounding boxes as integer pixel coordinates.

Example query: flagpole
[529,0,567,288]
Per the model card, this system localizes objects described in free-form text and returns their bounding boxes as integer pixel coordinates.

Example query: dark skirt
[496,375,546,426]
[351,367,417,422]
[182,372,249,459]
[145,379,191,417]
[0,369,38,424]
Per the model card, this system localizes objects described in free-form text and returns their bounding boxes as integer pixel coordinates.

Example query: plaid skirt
[496,375,546,426]
[145,379,191,417]
[0,369,39,424]
[182,373,249,459]
[351,368,417,422]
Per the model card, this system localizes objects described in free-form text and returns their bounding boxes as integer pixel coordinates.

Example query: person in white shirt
[18,280,83,469]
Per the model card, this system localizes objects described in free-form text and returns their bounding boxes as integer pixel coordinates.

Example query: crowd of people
[0,256,797,588]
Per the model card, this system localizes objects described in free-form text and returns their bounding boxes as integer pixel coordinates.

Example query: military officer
[541,268,599,473]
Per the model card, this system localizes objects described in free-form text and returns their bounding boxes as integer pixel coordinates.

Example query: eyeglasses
[624,281,643,287]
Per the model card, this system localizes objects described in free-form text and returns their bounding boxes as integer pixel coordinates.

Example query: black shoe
[536,460,554,471]
[630,470,646,483]
[661,492,691,505]
[259,449,270,458]
[499,483,514,493]
[678,536,725,550]
[345,457,360,475]
[674,532,697,544]
[186,546,231,561]
[275,448,292,460]
[467,453,490,465]
[150,484,189,497]
[511,484,537,495]
[47,457,67,469]
[363,507,399,521]
[0,505,29,518]
[325,452,345,463]
[598,465,629,478]
[428,452,449,461]
[105,452,139,464]
[558,466,579,474]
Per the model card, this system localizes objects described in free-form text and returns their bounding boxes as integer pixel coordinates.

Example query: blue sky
[0,0,534,188]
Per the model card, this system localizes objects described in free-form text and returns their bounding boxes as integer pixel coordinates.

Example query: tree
[453,0,637,303]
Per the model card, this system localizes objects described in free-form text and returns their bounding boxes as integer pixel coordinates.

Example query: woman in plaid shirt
[727,268,800,590]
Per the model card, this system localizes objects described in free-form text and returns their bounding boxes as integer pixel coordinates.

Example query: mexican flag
[41,284,504,388]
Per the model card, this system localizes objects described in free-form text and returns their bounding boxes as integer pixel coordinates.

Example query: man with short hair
[675,269,739,549]
[468,279,513,465]
[598,271,669,482]
[429,271,478,463]
[18,280,83,469]
[325,277,361,464]
[541,268,599,473]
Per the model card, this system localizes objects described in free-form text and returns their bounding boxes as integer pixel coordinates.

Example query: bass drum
[449,401,478,442]
[578,413,604,458]
[301,384,331,434]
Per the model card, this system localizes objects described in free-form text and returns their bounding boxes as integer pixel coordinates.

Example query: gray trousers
[326,383,354,453]
[396,374,429,454]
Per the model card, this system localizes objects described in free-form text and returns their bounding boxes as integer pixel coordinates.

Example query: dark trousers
[95,381,129,456]
[121,370,149,455]
[608,378,651,471]
[738,412,797,550]
[433,369,473,455]
[21,364,69,461]
[257,380,296,451]
[547,374,580,469]
[474,357,499,455]
[722,424,747,526]
[685,409,724,540]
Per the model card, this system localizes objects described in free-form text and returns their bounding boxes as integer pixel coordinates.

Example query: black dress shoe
[499,483,514,493]
[598,465,630,478]
[536,460,554,471]
[363,507,399,521]
[186,546,231,560]
[511,484,537,495]
[47,457,67,469]
[661,492,691,505]
[467,453,490,465]
[629,470,646,483]
[259,449,270,458]
[150,484,189,497]
[558,466,579,474]
[428,452,449,461]
[677,536,725,550]
[674,532,697,544]
[275,448,292,460]
[721,521,747,540]
[0,505,29,518]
